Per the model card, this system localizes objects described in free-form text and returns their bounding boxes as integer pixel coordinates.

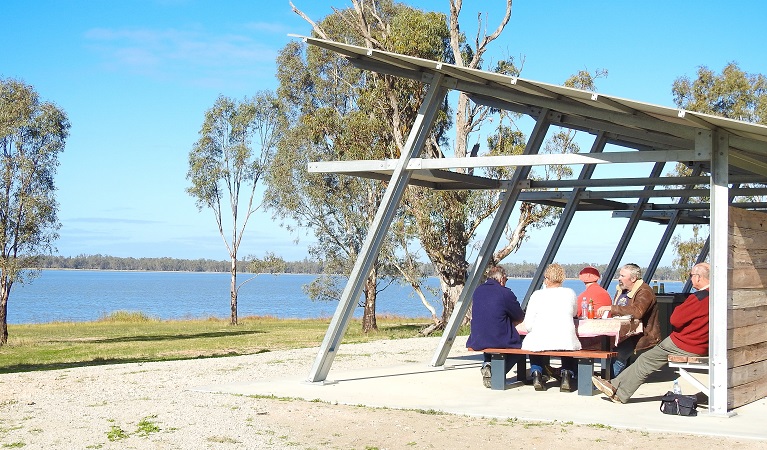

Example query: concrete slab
[194,352,767,442]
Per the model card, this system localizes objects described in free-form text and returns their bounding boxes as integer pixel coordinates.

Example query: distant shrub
[98,311,157,322]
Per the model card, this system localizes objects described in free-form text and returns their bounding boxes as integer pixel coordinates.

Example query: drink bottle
[580,298,588,319]
[673,379,682,394]
[587,299,595,319]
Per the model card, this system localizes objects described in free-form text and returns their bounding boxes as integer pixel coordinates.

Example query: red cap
[579,266,600,283]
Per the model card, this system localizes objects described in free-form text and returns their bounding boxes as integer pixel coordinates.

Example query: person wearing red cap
[576,266,612,318]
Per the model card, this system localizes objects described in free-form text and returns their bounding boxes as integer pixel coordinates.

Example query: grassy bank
[0,312,462,374]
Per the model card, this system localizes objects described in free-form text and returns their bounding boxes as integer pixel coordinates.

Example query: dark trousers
[529,355,577,376]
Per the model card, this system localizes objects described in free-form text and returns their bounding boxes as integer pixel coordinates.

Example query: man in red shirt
[576,266,612,316]
[592,262,710,403]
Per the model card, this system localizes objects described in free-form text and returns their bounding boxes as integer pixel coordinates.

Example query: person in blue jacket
[466,265,525,388]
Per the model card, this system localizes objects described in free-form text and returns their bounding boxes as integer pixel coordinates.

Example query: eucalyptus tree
[0,79,69,345]
[289,0,603,328]
[186,91,282,325]
[267,2,451,331]
[668,62,767,276]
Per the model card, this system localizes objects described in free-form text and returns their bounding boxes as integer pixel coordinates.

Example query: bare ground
[2,337,766,449]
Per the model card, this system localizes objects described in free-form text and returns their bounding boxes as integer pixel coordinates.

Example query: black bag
[659,391,698,416]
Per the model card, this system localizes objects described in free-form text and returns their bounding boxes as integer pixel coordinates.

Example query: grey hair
[622,263,642,280]
[693,262,710,279]
[487,266,507,282]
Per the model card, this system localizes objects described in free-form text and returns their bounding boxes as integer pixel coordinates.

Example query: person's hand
[596,306,611,317]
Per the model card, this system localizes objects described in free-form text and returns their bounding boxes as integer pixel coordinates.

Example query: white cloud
[83,26,279,87]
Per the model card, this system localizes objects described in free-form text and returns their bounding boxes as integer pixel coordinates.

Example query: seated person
[520,263,580,392]
[466,265,525,388]
[593,263,710,403]
[596,263,660,377]
[577,266,612,317]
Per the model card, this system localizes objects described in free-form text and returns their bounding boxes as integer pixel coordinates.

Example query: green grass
[0,314,465,374]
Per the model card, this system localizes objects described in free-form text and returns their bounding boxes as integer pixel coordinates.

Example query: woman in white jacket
[521,263,581,392]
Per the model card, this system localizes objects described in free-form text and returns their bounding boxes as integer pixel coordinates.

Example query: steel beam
[522,132,608,306]
[644,166,704,281]
[707,130,733,416]
[600,163,665,288]
[307,74,447,383]
[430,109,552,367]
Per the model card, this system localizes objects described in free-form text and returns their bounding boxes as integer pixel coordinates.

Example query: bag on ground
[659,391,698,416]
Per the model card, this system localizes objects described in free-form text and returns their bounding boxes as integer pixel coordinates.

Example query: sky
[2,0,766,266]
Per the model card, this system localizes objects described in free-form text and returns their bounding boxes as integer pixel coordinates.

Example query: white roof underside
[298,35,767,221]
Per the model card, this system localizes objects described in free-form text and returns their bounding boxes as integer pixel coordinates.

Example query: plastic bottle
[580,297,588,319]
[587,299,595,319]
[673,378,682,395]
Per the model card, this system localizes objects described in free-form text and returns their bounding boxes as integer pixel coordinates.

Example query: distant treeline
[35,254,323,273]
[35,254,675,280]
[500,262,675,282]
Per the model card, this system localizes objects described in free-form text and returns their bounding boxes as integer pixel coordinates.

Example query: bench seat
[668,355,709,396]
[468,347,617,395]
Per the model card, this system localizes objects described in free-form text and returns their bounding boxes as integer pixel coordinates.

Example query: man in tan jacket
[596,263,660,376]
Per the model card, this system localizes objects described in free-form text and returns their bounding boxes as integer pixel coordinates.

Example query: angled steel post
[521,131,607,306]
[600,162,665,288]
[644,165,704,281]
[307,73,448,383]
[430,109,552,367]
[682,236,710,293]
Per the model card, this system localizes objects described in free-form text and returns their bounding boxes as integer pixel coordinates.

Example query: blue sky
[2,1,765,265]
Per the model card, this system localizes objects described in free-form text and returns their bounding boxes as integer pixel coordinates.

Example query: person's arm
[670,290,708,329]
[610,285,654,319]
[505,291,525,324]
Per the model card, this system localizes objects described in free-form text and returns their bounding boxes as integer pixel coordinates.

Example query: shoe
[481,365,492,388]
[560,371,575,392]
[544,365,561,381]
[532,371,545,391]
[591,376,621,403]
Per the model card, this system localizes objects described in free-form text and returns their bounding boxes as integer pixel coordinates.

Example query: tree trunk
[439,276,465,325]
[0,279,11,345]
[362,268,377,333]
[230,257,238,325]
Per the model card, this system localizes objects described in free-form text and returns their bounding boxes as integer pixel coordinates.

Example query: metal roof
[297,36,752,414]
[299,34,767,187]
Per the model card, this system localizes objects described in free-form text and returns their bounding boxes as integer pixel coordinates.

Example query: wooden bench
[468,348,617,395]
[668,355,710,396]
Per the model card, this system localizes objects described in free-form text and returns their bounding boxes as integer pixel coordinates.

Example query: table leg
[576,358,596,395]
[600,336,611,379]
[490,354,507,390]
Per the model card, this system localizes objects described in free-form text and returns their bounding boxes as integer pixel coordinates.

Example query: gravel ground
[2,336,767,449]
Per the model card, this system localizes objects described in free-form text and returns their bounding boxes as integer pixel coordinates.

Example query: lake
[8,270,685,324]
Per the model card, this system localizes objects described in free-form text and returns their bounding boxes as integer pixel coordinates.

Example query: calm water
[8,270,684,324]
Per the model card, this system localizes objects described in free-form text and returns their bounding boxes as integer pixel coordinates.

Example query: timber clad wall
[727,206,767,409]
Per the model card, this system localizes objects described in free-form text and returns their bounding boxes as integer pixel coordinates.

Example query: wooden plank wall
[727,206,767,409]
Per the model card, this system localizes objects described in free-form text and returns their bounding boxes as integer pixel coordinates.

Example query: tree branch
[290,1,329,39]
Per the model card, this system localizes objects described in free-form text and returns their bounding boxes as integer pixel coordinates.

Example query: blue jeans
[529,355,576,378]
[613,335,640,377]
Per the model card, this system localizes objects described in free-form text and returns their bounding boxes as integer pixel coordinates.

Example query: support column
[644,165,704,282]
[601,162,665,289]
[430,109,552,367]
[522,131,607,306]
[706,129,731,416]
[307,73,447,383]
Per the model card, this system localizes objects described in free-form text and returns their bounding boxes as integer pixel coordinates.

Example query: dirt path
[2,337,766,449]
